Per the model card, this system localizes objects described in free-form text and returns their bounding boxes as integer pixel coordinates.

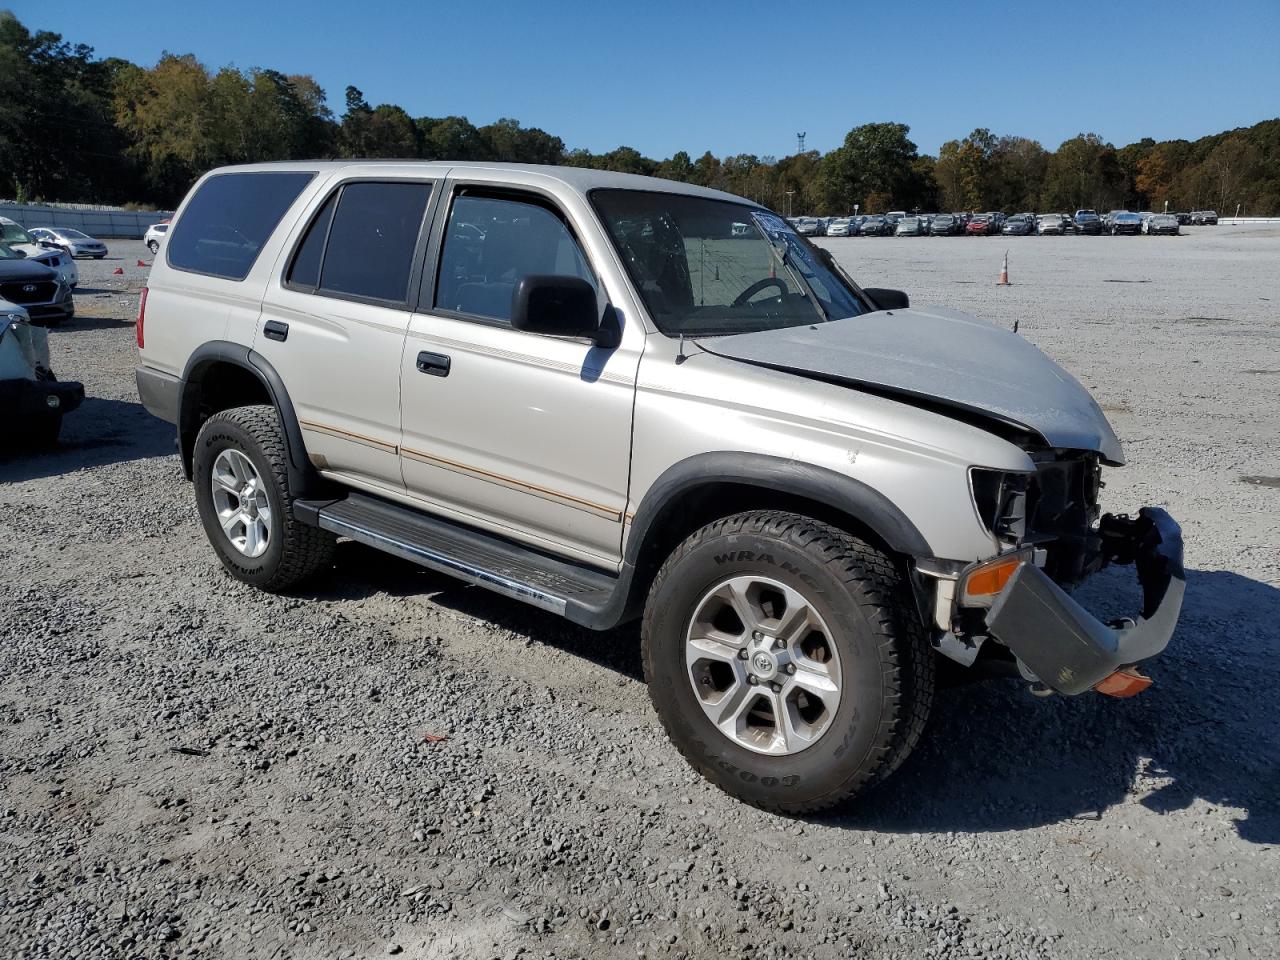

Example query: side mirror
[862,287,909,311]
[511,275,603,342]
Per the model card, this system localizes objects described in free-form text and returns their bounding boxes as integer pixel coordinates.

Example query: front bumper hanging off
[986,507,1185,696]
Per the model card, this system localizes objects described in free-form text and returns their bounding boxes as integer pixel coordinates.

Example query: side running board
[294,492,632,629]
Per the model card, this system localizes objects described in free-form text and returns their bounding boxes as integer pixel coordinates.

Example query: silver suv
[135,162,1184,812]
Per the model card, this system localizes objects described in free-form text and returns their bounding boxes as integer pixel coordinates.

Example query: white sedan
[29,227,108,259]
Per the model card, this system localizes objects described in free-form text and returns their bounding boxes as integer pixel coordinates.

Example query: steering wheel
[732,277,786,306]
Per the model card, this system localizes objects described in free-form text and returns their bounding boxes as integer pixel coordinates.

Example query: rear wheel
[146,240,159,254]
[642,511,933,813]
[192,405,335,591]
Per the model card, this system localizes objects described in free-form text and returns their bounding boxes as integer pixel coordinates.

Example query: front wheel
[193,405,335,591]
[642,511,933,813]
[147,241,159,254]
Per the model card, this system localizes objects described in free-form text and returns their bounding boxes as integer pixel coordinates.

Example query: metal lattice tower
[796,132,806,154]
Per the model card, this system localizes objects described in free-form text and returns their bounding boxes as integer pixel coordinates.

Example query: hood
[0,258,58,281]
[700,306,1125,464]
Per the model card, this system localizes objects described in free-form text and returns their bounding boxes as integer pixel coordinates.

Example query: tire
[192,404,335,591]
[641,510,934,814]
[147,241,159,254]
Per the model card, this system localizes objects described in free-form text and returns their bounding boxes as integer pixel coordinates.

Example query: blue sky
[12,0,1279,158]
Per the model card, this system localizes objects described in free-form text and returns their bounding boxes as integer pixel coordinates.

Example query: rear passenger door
[399,184,640,568]
[255,178,436,492]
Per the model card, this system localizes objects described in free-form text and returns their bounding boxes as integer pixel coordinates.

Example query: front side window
[592,190,865,338]
[167,171,314,280]
[435,193,596,324]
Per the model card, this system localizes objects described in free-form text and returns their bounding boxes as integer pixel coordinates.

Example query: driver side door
[398,183,644,568]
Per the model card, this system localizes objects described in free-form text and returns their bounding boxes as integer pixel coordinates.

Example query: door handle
[416,351,451,377]
[263,320,289,342]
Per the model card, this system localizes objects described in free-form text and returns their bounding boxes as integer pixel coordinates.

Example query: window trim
[165,170,317,282]
[421,182,602,332]
[280,176,438,311]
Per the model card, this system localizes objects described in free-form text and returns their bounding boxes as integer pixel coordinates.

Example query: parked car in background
[1173,212,1192,226]
[1001,214,1035,236]
[965,214,995,236]
[0,300,83,446]
[895,216,926,237]
[1143,213,1180,235]
[1073,210,1103,235]
[794,217,823,236]
[0,243,74,325]
[28,227,108,259]
[1108,212,1143,235]
[929,213,961,236]
[1036,214,1068,235]
[0,217,78,288]
[825,217,855,237]
[858,215,892,236]
[1190,210,1218,225]
[143,220,170,253]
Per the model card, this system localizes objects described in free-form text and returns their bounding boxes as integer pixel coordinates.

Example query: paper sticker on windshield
[752,211,792,239]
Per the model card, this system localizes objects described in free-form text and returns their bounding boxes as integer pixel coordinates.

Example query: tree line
[2,12,1278,216]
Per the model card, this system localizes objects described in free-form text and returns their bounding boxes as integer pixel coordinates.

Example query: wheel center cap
[750,650,779,681]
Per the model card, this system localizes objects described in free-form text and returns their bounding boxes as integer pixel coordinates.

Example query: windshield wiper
[770,239,829,323]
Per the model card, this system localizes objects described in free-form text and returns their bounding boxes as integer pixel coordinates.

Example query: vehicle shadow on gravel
[303,548,1278,843]
[0,397,174,483]
[834,567,1280,845]
[58,315,137,333]
[304,542,646,678]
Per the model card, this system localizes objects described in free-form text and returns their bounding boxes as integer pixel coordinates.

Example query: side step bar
[294,492,633,628]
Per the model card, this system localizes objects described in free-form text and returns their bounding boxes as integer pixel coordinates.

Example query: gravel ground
[1,232,1277,960]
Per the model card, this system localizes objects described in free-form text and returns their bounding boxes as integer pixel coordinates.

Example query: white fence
[0,202,173,239]
[1218,217,1280,225]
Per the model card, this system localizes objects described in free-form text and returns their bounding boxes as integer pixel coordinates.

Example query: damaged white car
[1,301,83,446]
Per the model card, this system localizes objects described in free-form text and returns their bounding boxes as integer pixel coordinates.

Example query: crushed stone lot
[1,231,1277,960]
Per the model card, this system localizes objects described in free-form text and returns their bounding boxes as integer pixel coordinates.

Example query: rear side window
[286,181,432,305]
[435,193,595,324]
[167,171,314,280]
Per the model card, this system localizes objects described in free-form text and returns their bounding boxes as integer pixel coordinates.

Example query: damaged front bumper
[985,507,1184,695]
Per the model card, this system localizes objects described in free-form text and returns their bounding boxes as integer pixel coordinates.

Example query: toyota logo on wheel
[752,653,772,673]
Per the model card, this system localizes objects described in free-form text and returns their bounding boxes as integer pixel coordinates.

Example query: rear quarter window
[167,171,314,280]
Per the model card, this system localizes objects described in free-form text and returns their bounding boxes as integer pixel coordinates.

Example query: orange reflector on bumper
[959,552,1027,605]
[1094,667,1153,698]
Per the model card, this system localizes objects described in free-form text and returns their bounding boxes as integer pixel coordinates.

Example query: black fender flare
[565,452,935,629]
[178,340,317,494]
[626,452,932,564]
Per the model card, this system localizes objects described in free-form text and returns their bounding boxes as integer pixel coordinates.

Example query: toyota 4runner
[135,162,1184,812]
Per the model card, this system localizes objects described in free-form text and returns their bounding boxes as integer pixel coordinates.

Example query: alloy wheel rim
[210,448,272,558]
[685,575,842,756]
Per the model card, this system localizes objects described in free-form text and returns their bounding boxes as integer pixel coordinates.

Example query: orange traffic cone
[112,267,124,275]
[996,250,1010,285]
[137,260,148,267]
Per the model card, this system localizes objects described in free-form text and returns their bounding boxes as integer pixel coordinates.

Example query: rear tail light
[136,287,148,349]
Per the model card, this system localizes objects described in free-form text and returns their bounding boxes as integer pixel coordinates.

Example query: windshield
[592,189,866,338]
[0,242,23,260]
[0,222,34,245]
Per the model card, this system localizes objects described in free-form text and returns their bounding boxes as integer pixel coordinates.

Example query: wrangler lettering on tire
[642,510,933,814]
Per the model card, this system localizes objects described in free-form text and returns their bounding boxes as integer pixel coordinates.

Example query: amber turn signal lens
[961,554,1023,603]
